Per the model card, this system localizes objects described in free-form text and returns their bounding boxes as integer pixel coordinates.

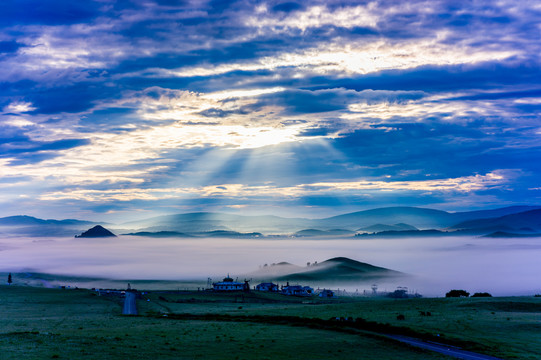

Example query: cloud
[37,171,511,203]
[1,0,541,218]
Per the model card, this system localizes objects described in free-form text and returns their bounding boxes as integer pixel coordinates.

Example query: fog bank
[0,235,539,296]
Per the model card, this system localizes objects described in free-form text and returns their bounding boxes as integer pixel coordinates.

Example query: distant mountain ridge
[0,215,98,237]
[449,209,541,233]
[0,215,95,227]
[1,205,541,237]
[120,212,312,234]
[294,229,355,237]
[357,223,418,233]
[123,231,194,238]
[117,206,541,235]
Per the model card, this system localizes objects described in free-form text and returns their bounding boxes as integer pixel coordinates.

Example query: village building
[281,284,313,296]
[212,275,250,291]
[255,282,279,292]
[318,289,335,298]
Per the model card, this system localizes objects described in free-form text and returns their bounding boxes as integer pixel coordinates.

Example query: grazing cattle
[396,314,406,320]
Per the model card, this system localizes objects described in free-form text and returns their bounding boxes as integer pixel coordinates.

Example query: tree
[472,292,492,297]
[388,289,408,298]
[445,289,469,298]
[7,273,12,285]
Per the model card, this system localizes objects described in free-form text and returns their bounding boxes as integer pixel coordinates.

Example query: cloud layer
[1,0,541,220]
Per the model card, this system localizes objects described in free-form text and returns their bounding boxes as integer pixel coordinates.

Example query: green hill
[274,257,402,282]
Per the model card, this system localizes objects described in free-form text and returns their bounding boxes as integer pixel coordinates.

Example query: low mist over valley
[1,206,540,297]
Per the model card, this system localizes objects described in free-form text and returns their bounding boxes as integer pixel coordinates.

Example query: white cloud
[142,38,518,81]
[245,4,378,32]
[3,101,36,113]
[2,116,35,128]
[38,171,511,202]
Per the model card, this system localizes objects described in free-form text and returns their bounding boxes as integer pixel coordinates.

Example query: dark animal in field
[396,314,405,320]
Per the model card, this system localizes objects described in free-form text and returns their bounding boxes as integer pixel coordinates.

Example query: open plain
[0,285,539,359]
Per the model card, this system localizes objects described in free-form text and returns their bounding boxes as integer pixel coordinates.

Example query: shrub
[472,292,492,297]
[445,289,470,298]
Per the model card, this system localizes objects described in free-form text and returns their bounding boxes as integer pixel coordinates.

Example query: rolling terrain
[2,205,540,237]
[246,257,403,284]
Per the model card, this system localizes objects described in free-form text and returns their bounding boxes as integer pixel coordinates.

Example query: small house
[318,289,335,298]
[282,285,313,297]
[212,275,245,291]
[255,282,279,292]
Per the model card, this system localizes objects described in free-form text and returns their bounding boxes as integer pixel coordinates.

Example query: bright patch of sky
[1,0,541,220]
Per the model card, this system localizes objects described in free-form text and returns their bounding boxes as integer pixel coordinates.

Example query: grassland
[0,285,540,359]
[142,291,541,359]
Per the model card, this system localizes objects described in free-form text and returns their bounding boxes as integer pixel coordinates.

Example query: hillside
[451,206,541,223]
[123,231,194,238]
[248,257,402,283]
[117,207,504,234]
[449,209,541,233]
[75,225,116,238]
[0,216,98,237]
[357,223,418,233]
[120,212,312,234]
[319,207,457,229]
[0,215,95,227]
[483,231,541,238]
[294,229,355,237]
[2,205,540,237]
[195,230,263,238]
[247,262,304,279]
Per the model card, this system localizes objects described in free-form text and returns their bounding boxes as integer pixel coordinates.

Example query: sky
[1,0,541,222]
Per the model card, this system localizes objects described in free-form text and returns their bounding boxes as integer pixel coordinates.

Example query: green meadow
[1,285,540,359]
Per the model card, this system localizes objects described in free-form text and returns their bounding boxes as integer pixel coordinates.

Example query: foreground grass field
[0,285,539,359]
[143,291,541,359]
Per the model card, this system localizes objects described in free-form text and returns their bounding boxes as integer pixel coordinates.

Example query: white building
[212,275,245,291]
[255,282,279,292]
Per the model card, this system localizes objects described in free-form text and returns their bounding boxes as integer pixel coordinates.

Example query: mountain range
[1,205,541,238]
[0,215,98,237]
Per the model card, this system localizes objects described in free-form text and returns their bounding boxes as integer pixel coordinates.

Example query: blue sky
[1,0,541,221]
